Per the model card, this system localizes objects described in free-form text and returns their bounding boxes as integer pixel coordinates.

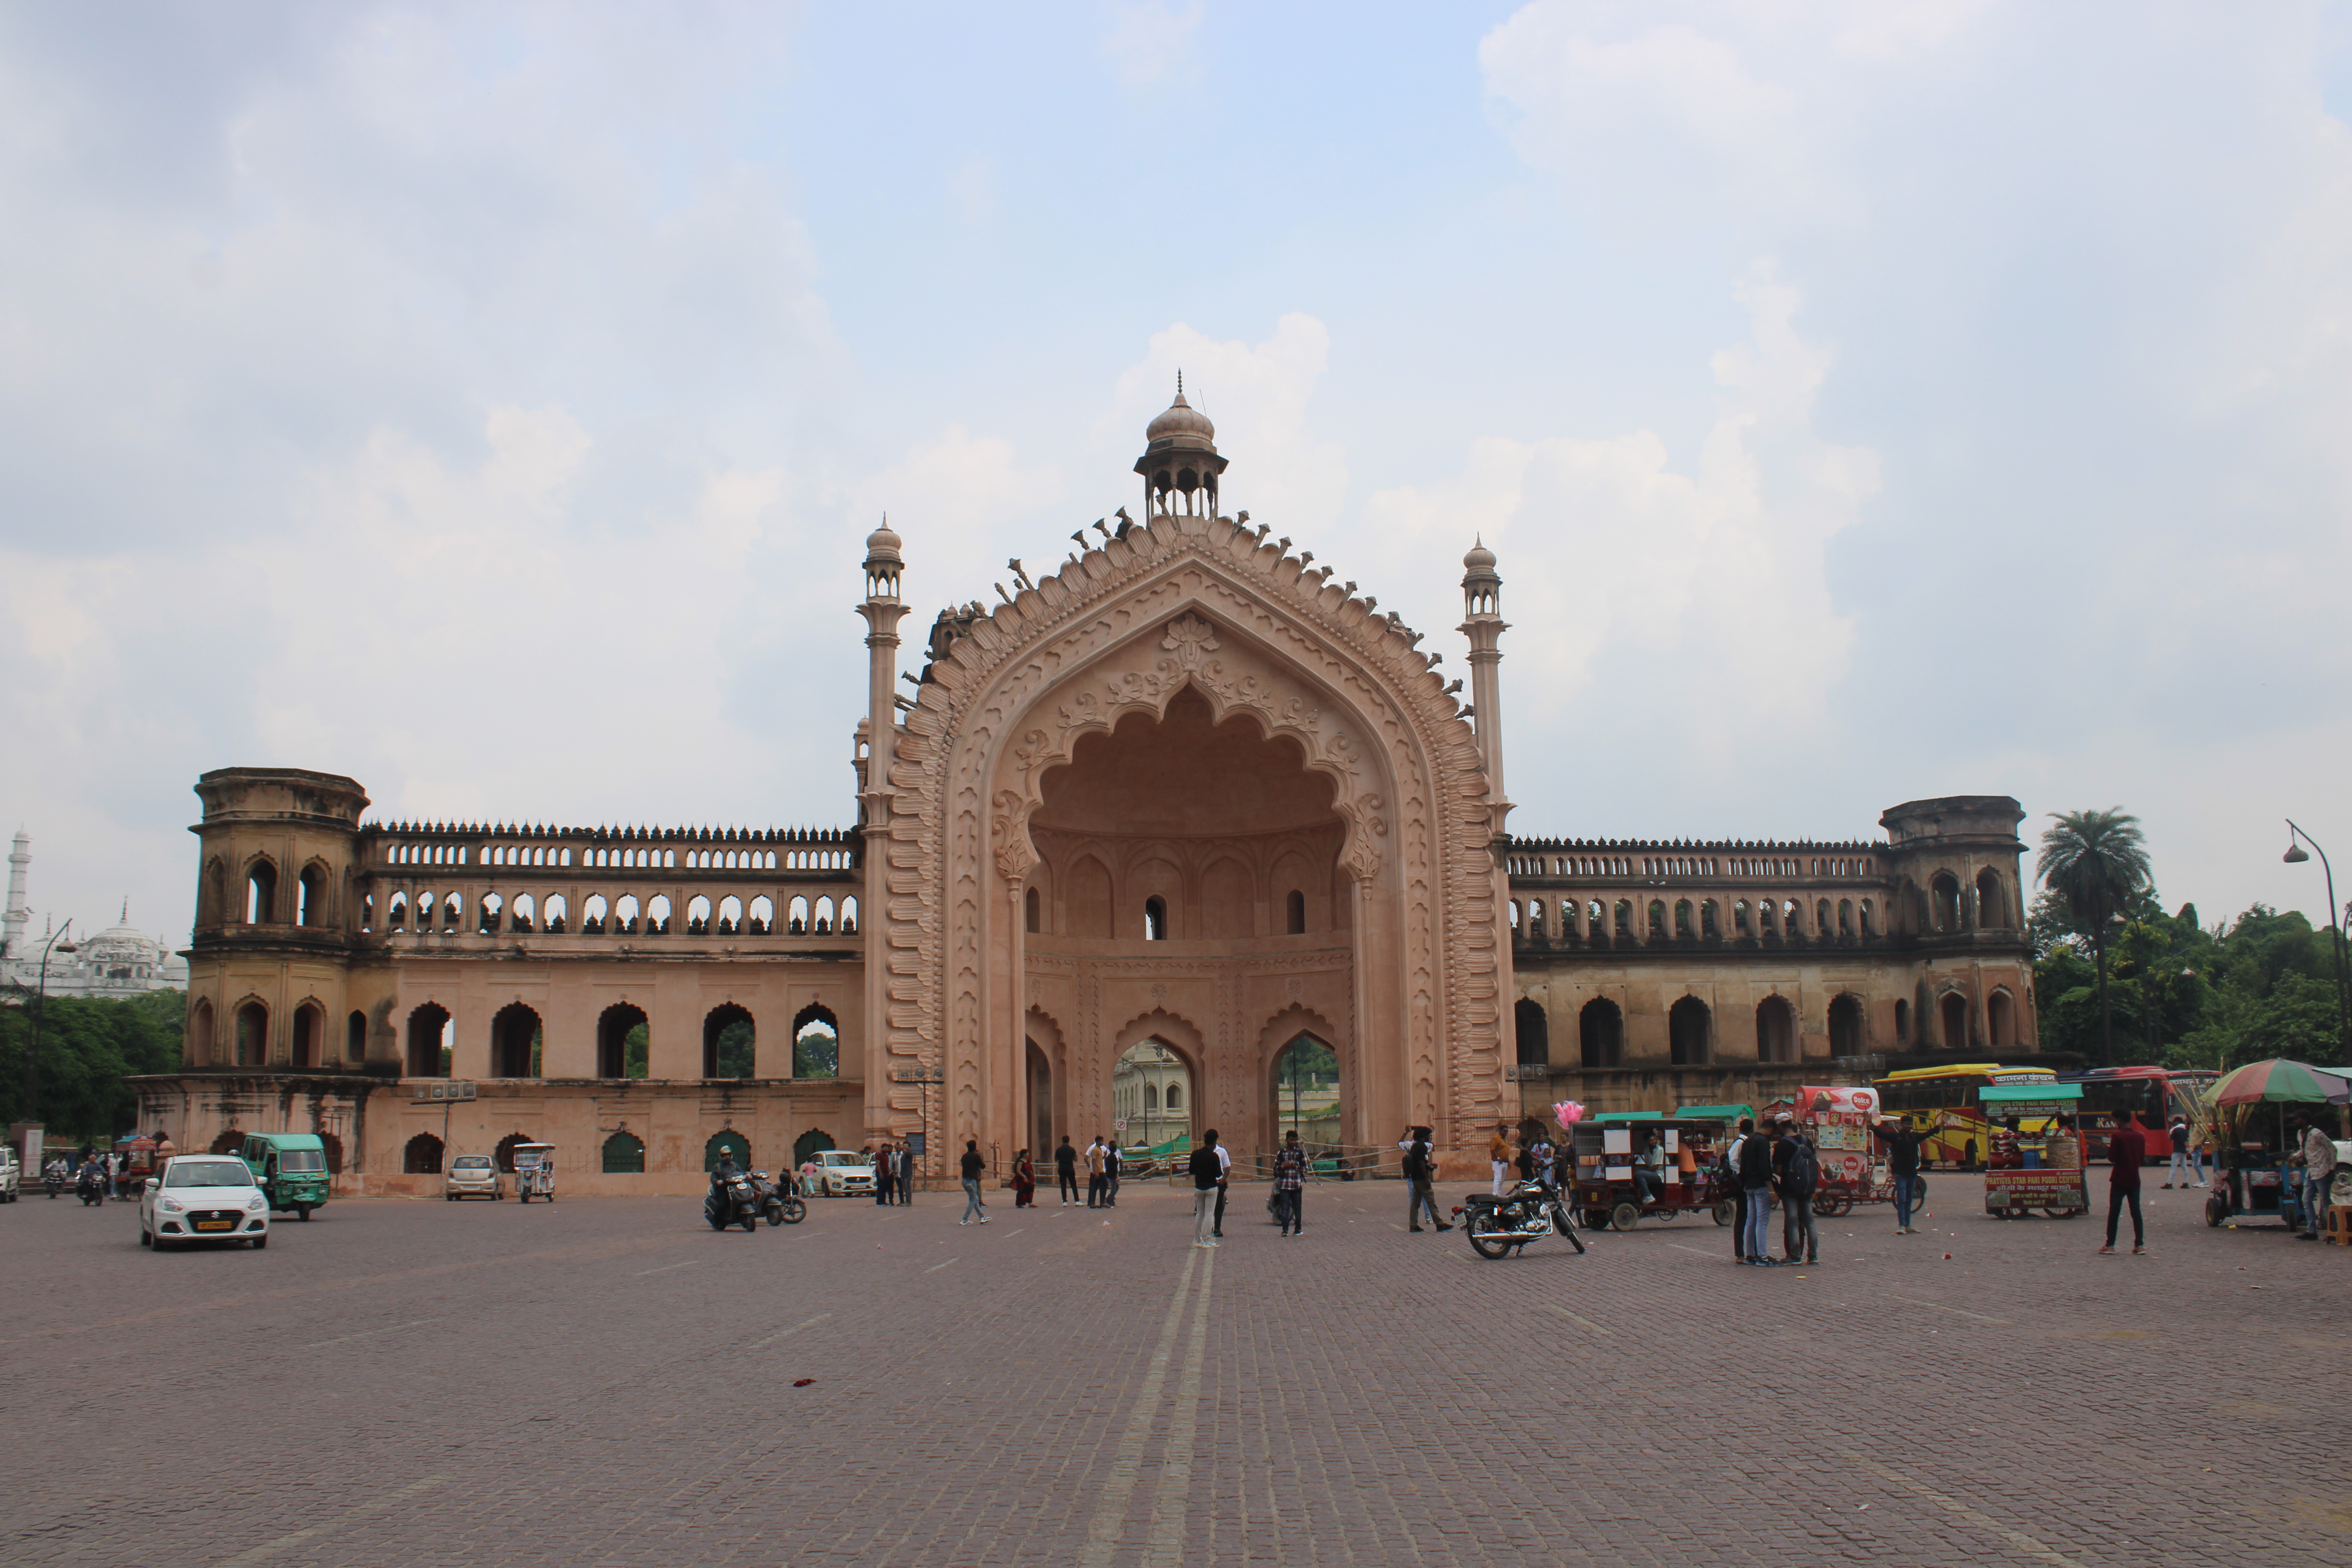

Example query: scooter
[704,1171,763,1233]
[751,1171,808,1227]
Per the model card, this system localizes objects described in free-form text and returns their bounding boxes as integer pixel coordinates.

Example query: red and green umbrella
[2214,1058,2352,1105]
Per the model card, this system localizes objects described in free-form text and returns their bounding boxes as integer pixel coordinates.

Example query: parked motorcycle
[750,1171,807,1227]
[1456,1179,1588,1261]
[705,1171,762,1233]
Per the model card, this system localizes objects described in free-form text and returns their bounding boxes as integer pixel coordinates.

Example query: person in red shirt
[2097,1113,2150,1255]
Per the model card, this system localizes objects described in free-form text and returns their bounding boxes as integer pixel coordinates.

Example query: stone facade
[134,392,2045,1191]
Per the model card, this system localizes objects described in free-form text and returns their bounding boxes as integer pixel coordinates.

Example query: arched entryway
[1669,996,1712,1066]
[403,1132,443,1174]
[1113,1039,1192,1153]
[1940,991,1971,1051]
[1987,988,2016,1050]
[1025,1036,1053,1165]
[1579,998,1623,1068]
[1828,993,1865,1057]
[1514,998,1550,1067]
[704,1004,755,1079]
[490,1003,541,1079]
[1755,996,1796,1065]
[602,1131,645,1173]
[792,1129,836,1170]
[407,1002,451,1078]
[704,1129,751,1171]
[1270,1034,1340,1151]
[791,1005,839,1079]
[598,1004,648,1080]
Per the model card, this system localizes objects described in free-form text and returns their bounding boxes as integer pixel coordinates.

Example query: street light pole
[22,919,77,1121]
[2283,821,2352,1062]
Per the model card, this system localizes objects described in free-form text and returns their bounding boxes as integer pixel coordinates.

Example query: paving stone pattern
[3,1174,2342,1566]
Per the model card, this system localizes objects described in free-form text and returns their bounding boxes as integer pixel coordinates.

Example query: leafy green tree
[2036,808,2152,1067]
[0,989,185,1141]
[713,1019,756,1078]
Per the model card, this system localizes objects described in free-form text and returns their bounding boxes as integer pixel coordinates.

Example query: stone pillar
[855,520,910,1143]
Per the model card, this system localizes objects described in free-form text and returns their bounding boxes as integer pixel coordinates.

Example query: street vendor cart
[1789,1085,1896,1218]
[2203,1058,2348,1230]
[1568,1112,1739,1232]
[1978,1082,2089,1218]
[512,1142,557,1203]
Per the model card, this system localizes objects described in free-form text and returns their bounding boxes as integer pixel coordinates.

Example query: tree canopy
[0,990,185,1141]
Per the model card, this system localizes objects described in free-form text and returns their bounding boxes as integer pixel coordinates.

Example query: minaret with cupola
[856,517,909,1143]
[1459,539,1511,829]
[1135,375,1229,519]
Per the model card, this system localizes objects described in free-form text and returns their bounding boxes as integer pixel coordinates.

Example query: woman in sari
[1011,1148,1036,1207]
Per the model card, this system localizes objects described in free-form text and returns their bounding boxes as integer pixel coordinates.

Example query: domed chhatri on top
[863,515,904,600]
[1462,537,1497,575]
[1134,373,1229,520]
[1143,373,1217,450]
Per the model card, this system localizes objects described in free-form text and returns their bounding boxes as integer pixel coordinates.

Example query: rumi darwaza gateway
[140,390,2049,1190]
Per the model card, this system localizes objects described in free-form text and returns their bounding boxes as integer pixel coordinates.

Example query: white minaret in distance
[3,830,27,959]
[1459,540,1511,826]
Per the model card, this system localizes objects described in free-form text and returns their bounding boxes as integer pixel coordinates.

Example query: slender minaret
[3,830,27,959]
[856,519,909,1145]
[1459,540,1511,826]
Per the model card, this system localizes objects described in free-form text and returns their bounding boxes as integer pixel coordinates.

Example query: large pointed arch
[869,510,1509,1165]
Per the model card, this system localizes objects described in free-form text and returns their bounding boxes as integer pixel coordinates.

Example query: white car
[444,1153,504,1200]
[0,1148,18,1202]
[816,1150,876,1196]
[141,1156,270,1250]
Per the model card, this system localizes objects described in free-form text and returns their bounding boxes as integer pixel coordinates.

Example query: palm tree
[2037,808,2153,1066]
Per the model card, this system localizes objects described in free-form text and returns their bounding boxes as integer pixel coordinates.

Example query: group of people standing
[1038,1135,1126,1208]
[866,1143,915,1205]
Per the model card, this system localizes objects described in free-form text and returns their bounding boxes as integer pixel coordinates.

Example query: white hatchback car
[817,1149,876,1196]
[141,1156,270,1249]
[444,1153,503,1200]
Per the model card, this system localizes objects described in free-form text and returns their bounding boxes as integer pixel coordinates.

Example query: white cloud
[1102,0,1205,90]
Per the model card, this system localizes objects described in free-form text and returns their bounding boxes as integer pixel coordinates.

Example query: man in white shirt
[1211,1137,1233,1236]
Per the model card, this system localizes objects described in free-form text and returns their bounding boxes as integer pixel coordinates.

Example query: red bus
[2061,1067,2218,1165]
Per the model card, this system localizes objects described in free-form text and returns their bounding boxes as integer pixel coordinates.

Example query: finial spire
[1176,369,1185,399]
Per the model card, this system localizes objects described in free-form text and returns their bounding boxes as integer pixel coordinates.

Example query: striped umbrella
[2214,1058,2352,1105]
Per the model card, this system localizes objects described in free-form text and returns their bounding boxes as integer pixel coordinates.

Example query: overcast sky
[4,1,2350,947]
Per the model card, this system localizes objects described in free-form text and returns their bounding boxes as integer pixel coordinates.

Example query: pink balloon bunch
[1554,1101,1585,1127]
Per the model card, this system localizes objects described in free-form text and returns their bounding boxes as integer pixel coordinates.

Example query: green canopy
[2215,1059,2351,1106]
[1674,1103,1756,1125]
[1590,1111,1664,1122]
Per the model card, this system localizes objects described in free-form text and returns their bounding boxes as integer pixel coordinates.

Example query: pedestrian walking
[1189,1131,1224,1247]
[1084,1136,1107,1207]
[2163,1116,2194,1189]
[1105,1140,1122,1206]
[1737,1116,1777,1265]
[2194,1130,2214,1188]
[1012,1148,1035,1208]
[1273,1130,1308,1236]
[1872,1115,1931,1234]
[2097,1114,2148,1255]
[1772,1113,1820,1265]
[1488,1122,1512,1196]
[958,1140,990,1225]
[1054,1136,1079,1204]
[1725,1118,1755,1259]
[874,1143,895,1205]
[1403,1125,1452,1232]
[1212,1135,1233,1235]
[2299,1117,2338,1241]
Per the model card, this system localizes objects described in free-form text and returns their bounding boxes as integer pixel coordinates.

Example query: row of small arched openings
[376,891,854,938]
[1927,868,2013,933]
[1512,983,2021,1069]
[396,1000,843,1081]
[1511,895,1877,944]
[203,856,334,929]
[401,1126,838,1177]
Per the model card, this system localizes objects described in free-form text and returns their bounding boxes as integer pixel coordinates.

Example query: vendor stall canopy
[2214,1059,2351,1106]
[1675,1104,1757,1124]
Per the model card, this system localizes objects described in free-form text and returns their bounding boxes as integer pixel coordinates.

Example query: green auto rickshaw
[240,1132,330,1220]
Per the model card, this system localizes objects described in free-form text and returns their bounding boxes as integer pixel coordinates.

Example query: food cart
[512,1142,557,1203]
[1789,1085,1897,1218]
[2203,1058,2348,1230]
[1978,1082,2088,1219]
[1568,1111,1739,1231]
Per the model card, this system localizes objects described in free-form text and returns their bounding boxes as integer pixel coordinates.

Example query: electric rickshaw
[1566,1111,1740,1231]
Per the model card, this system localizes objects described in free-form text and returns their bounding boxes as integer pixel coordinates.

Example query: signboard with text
[1984,1168,2089,1212]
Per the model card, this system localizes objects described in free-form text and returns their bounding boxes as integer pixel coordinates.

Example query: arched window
[1579,998,1623,1068]
[235,1000,270,1067]
[297,864,325,927]
[1733,899,1751,935]
[1940,991,1971,1051]
[1700,900,1719,939]
[1648,900,1667,939]
[719,895,743,936]
[511,893,536,933]
[403,1132,444,1175]
[1838,899,1853,938]
[792,1004,840,1079]
[1025,886,1041,934]
[1858,900,1874,937]
[704,1130,751,1172]
[245,860,277,924]
[1143,896,1168,941]
[189,998,214,1066]
[1514,997,1550,1067]
[1987,988,2016,1049]
[602,1131,646,1174]
[1828,993,1864,1057]
[841,896,857,934]
[1673,899,1693,938]
[789,895,809,935]
[1144,1082,1160,1111]
[478,892,503,935]
[345,1009,367,1064]
[490,1003,541,1078]
[615,894,641,934]
[387,891,408,932]
[1931,873,1962,933]
[814,897,834,935]
[1976,869,2005,930]
[202,858,227,926]
[704,1004,755,1079]
[748,895,773,935]
[406,1002,450,1078]
[1509,899,1523,934]
[582,894,607,935]
[647,895,672,935]
[292,1002,323,1069]
[1668,996,1711,1065]
[1755,996,1796,1065]
[1894,998,1911,1044]
[1165,1082,1183,1109]
[1286,889,1306,935]
[1815,899,1832,936]
[687,895,712,935]
[598,1004,649,1080]
[1613,899,1632,937]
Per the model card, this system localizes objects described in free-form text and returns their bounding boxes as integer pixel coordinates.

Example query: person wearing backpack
[1737,1117,1778,1265]
[1400,1126,1453,1233]
[1723,1119,1756,1261]
[1772,1113,1820,1266]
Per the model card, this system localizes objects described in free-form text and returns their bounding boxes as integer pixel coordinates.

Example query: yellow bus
[1872,1063,2058,1171]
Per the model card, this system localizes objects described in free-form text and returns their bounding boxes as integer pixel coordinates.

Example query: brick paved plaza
[4,1174,2343,1567]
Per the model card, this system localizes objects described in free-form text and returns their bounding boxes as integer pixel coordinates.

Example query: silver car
[443,1154,504,1200]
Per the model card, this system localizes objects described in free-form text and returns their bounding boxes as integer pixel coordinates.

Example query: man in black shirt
[1054,1136,1079,1205]
[1188,1131,1225,1248]
[958,1140,989,1226]
[1873,1116,1930,1234]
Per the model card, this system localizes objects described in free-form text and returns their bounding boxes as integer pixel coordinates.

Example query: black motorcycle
[43,1167,63,1199]
[705,1171,762,1233]
[1456,1178,1587,1261]
[76,1170,107,1207]
[750,1171,807,1227]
